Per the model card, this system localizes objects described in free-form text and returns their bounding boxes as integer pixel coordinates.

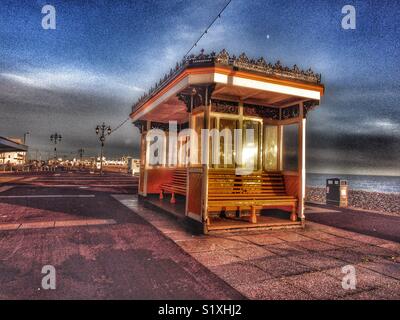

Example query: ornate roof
[132,49,322,113]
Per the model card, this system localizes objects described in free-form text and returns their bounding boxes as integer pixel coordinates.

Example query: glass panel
[208,117,217,167]
[219,119,237,168]
[209,116,216,129]
[178,136,188,166]
[242,120,260,171]
[283,124,298,171]
[141,134,146,166]
[194,115,204,165]
[263,125,278,171]
[148,134,166,167]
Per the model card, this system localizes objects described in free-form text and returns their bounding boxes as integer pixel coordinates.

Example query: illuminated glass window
[219,119,237,168]
[283,123,298,171]
[263,125,278,171]
[242,120,261,171]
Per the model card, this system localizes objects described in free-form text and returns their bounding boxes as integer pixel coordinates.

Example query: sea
[306,173,400,194]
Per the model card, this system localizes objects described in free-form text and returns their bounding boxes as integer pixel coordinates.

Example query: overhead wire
[183,0,232,58]
[110,0,233,134]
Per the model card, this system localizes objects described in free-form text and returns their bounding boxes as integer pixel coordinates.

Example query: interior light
[242,143,257,164]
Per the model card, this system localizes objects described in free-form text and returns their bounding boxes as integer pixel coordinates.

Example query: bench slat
[161,169,187,197]
[207,171,296,219]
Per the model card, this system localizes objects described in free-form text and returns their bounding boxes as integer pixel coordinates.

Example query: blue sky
[0,0,399,175]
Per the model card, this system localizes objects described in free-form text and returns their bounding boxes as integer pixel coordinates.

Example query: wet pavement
[306,203,400,243]
[0,171,242,299]
[118,195,400,300]
[1,171,399,300]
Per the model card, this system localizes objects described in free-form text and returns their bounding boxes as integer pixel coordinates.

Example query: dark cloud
[0,76,140,158]
[0,0,399,175]
[307,131,400,175]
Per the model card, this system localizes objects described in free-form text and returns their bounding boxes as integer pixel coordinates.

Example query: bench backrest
[171,168,187,186]
[208,170,287,196]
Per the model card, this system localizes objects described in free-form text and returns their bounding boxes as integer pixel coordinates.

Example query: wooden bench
[207,170,298,224]
[160,168,187,203]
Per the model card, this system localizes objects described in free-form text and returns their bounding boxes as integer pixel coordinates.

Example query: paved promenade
[117,195,400,300]
[306,203,400,243]
[0,171,398,299]
[0,172,242,299]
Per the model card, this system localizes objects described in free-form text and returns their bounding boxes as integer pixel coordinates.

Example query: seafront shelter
[130,50,324,233]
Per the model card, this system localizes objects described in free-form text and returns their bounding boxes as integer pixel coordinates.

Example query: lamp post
[78,148,84,168]
[23,132,30,144]
[78,148,84,161]
[95,123,111,175]
[23,132,30,164]
[50,133,62,161]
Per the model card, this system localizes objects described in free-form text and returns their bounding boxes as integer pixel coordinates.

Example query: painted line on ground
[0,178,19,183]
[34,179,138,182]
[26,184,137,188]
[0,186,15,193]
[0,195,96,198]
[304,206,340,214]
[0,219,116,231]
[20,177,39,182]
[86,184,138,187]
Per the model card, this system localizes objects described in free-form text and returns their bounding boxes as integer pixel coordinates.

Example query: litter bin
[326,178,348,207]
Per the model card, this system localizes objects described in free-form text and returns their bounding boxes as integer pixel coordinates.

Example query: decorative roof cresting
[132,49,322,112]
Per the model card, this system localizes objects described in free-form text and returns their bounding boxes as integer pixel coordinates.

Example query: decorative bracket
[243,103,279,119]
[303,100,320,118]
[133,120,147,133]
[281,104,300,120]
[177,84,216,112]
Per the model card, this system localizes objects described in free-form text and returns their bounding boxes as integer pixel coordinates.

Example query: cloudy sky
[0,0,399,176]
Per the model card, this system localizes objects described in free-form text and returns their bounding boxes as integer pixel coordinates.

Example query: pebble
[306,187,400,215]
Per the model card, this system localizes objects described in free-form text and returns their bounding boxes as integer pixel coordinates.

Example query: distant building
[128,158,140,175]
[0,137,28,166]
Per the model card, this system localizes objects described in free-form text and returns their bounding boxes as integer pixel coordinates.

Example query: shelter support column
[185,114,195,216]
[202,87,212,230]
[297,103,306,221]
[277,125,283,171]
[139,121,150,196]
